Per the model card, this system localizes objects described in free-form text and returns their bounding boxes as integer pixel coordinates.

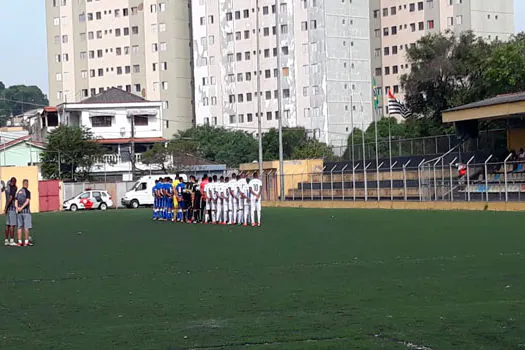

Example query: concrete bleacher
[285,152,492,201]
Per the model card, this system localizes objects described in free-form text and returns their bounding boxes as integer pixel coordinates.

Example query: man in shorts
[4,177,17,246]
[16,179,33,246]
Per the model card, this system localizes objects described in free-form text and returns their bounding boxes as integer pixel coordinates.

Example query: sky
[0,0,523,95]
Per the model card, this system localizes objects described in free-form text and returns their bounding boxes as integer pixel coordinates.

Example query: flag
[387,90,412,118]
[372,77,380,110]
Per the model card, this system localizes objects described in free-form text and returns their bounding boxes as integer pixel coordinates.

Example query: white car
[63,190,113,212]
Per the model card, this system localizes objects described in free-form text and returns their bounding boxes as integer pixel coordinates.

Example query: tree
[40,126,102,181]
[262,127,309,160]
[0,83,49,126]
[292,139,335,160]
[141,143,170,173]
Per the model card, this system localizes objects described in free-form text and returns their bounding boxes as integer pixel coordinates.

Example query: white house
[58,88,166,179]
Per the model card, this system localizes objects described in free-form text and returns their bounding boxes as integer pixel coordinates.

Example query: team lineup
[152,172,263,226]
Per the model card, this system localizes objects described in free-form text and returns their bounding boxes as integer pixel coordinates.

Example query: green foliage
[40,126,102,181]
[401,31,525,129]
[291,139,336,160]
[141,143,169,173]
[0,82,49,126]
[262,127,317,160]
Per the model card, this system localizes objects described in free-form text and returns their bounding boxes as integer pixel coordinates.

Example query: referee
[4,177,17,246]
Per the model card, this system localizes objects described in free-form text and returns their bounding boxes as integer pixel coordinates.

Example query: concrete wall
[0,166,40,213]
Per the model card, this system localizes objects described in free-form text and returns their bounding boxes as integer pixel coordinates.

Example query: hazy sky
[0,0,523,95]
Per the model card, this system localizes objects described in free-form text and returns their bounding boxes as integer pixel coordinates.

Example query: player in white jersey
[249,172,263,227]
[236,174,247,225]
[210,175,219,224]
[216,176,225,224]
[203,177,212,224]
[241,177,252,226]
[228,174,238,225]
[221,177,230,225]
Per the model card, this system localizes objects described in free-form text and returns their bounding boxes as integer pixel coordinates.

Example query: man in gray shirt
[4,177,17,246]
[16,179,32,247]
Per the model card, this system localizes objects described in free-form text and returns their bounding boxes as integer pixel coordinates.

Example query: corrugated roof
[444,91,525,113]
[78,87,149,104]
[0,136,46,151]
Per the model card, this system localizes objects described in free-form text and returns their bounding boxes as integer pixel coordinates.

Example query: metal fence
[331,129,506,160]
[262,155,525,203]
[62,181,135,208]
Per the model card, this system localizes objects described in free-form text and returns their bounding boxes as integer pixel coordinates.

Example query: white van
[121,174,187,209]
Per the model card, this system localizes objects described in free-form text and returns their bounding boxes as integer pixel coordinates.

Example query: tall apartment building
[191,0,373,150]
[370,0,515,115]
[45,0,194,139]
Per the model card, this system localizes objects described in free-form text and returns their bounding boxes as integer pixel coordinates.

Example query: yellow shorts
[173,198,178,209]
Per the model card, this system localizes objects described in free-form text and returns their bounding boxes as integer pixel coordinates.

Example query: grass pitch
[1,208,525,349]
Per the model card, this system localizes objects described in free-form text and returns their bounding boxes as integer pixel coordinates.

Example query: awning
[94,137,166,144]
[89,111,117,117]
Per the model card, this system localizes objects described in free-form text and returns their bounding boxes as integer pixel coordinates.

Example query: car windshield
[130,181,141,191]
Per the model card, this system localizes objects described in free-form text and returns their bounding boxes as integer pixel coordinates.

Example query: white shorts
[250,199,261,211]
[211,200,217,211]
[205,199,211,210]
[227,196,234,210]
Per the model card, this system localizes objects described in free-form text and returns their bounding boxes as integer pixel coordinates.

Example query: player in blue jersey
[175,177,186,222]
[161,177,170,221]
[152,179,160,220]
[166,177,175,222]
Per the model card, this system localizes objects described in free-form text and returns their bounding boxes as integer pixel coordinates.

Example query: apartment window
[236,52,242,61]
[125,66,131,74]
[208,15,214,24]
[301,21,308,31]
[382,8,388,16]
[280,3,287,12]
[263,6,269,14]
[55,73,62,81]
[238,94,244,103]
[312,86,320,95]
[310,20,317,29]
[409,3,415,11]
[211,117,217,125]
[91,116,112,127]
[418,21,424,30]
[418,1,423,10]
[281,46,289,55]
[160,42,167,51]
[243,9,249,18]
[245,51,251,60]
[393,65,399,74]
[393,85,400,94]
[384,47,390,56]
[97,49,103,58]
[373,9,379,18]
[53,17,60,26]
[96,11,101,20]
[390,6,396,15]
[204,117,209,125]
[246,93,252,101]
[383,27,389,36]
[247,114,253,122]
[283,89,290,98]
[161,62,168,71]
[244,30,250,39]
[227,54,233,62]
[265,70,271,78]
[264,49,270,58]
[87,13,93,21]
[303,86,308,96]
[447,17,454,26]
[226,12,232,21]
[114,9,120,17]
[132,26,139,35]
[456,15,463,25]
[391,26,397,35]
[229,95,236,103]
[246,72,252,81]
[281,24,288,34]
[131,7,138,15]
[392,46,398,55]
[151,4,157,12]
[152,43,158,52]
[202,77,208,86]
[410,23,416,31]
[385,67,390,75]
[62,53,69,62]
[235,31,242,41]
[159,3,166,12]
[235,11,240,20]
[427,20,435,29]
[265,91,271,100]
[162,82,168,90]
[116,47,122,56]
[229,115,236,124]
[211,97,217,105]
[282,67,289,77]
[264,27,269,36]
[62,35,68,43]
[133,65,140,73]
[266,112,272,121]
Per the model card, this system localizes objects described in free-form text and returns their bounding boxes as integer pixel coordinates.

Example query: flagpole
[362,120,367,201]
[374,99,379,201]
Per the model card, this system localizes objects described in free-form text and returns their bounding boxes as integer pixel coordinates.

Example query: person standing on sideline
[249,172,263,227]
[4,177,17,246]
[16,179,33,247]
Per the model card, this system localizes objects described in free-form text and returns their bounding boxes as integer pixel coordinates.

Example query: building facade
[191,0,373,150]
[371,0,515,114]
[45,0,194,139]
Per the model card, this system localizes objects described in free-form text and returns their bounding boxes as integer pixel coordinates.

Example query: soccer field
[1,208,524,349]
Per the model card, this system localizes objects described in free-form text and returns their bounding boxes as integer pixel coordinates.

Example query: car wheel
[130,200,139,209]
[100,203,108,211]
[70,204,78,212]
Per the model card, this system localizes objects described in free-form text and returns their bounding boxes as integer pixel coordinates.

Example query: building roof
[444,91,525,113]
[78,88,149,104]
[442,91,525,123]
[94,137,166,144]
[0,135,46,151]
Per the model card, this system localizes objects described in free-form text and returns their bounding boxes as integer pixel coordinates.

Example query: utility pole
[275,0,284,201]
[130,114,136,181]
[256,0,264,179]
[58,151,61,179]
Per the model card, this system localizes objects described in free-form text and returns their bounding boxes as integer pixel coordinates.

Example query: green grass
[1,208,525,349]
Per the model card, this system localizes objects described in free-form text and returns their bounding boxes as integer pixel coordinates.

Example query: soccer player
[4,178,17,246]
[215,176,224,224]
[236,174,247,225]
[241,177,251,226]
[167,178,176,222]
[228,174,238,225]
[16,179,33,247]
[200,174,209,222]
[152,179,160,220]
[175,177,186,222]
[249,172,263,227]
[211,175,219,224]
[222,177,230,225]
[203,176,213,224]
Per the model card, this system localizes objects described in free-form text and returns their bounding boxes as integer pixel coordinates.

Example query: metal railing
[261,155,525,203]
